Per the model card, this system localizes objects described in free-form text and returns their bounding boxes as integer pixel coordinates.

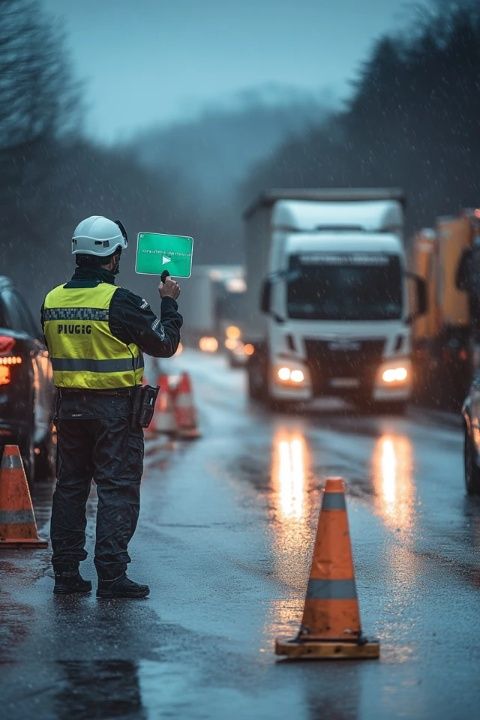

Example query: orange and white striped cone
[151,374,177,436]
[275,477,379,659]
[0,445,48,548]
[173,372,201,440]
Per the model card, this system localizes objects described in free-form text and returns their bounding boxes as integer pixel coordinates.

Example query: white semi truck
[243,189,425,411]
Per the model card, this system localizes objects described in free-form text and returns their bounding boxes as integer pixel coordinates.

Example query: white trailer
[179,265,245,353]
[243,189,425,411]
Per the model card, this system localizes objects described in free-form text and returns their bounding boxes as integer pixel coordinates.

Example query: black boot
[97,575,150,599]
[54,571,92,595]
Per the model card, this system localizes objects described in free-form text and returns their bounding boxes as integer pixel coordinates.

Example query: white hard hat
[72,215,128,256]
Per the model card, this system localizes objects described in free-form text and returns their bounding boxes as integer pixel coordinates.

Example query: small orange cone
[0,445,48,548]
[151,374,177,435]
[275,477,379,659]
[173,372,201,440]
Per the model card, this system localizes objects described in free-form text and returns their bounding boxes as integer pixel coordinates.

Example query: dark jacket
[41,267,183,358]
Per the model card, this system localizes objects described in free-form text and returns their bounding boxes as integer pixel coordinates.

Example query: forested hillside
[242,1,480,241]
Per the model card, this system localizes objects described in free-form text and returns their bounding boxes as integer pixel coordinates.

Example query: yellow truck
[411,211,478,406]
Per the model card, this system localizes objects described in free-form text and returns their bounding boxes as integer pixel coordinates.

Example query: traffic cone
[172,372,201,439]
[151,374,177,435]
[275,477,379,659]
[0,445,48,548]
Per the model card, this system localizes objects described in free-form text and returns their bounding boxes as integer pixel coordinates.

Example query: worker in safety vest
[42,216,182,598]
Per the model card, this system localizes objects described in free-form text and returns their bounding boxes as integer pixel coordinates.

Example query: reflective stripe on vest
[43,282,143,389]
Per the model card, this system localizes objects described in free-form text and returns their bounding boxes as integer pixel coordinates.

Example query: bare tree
[0,0,80,151]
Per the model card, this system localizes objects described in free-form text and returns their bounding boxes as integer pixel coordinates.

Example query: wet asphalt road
[1,350,480,720]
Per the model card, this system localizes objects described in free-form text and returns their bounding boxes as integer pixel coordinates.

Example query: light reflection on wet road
[1,350,480,720]
[372,434,415,532]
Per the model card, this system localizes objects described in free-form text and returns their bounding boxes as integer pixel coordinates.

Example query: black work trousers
[50,393,144,581]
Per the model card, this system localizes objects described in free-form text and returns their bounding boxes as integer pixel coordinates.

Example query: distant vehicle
[242,189,426,411]
[462,380,480,494]
[220,284,251,367]
[0,276,55,482]
[410,211,479,408]
[179,265,250,364]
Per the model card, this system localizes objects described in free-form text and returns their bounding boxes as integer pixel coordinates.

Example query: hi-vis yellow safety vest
[43,282,144,389]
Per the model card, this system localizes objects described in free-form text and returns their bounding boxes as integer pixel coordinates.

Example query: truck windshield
[216,290,247,323]
[287,253,403,321]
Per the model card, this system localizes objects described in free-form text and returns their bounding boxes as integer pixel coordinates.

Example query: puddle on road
[55,659,146,720]
[0,559,47,663]
[0,594,34,663]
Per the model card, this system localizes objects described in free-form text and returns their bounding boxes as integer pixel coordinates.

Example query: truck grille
[304,338,385,392]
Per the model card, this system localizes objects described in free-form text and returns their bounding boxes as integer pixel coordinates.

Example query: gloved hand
[159,275,180,300]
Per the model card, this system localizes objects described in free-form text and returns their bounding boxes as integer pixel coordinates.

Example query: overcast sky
[42,0,430,143]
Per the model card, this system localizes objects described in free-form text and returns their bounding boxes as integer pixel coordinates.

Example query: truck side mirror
[405,272,427,323]
[416,276,427,316]
[260,278,272,314]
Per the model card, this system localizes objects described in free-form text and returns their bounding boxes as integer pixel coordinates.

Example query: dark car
[462,376,480,494]
[0,276,55,482]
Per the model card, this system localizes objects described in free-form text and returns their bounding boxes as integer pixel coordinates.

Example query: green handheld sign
[135,232,194,278]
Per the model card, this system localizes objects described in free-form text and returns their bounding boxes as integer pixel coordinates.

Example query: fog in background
[1,0,478,317]
[41,0,424,142]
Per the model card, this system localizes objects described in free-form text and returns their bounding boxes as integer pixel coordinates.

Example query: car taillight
[0,366,11,385]
[0,335,15,354]
[0,335,23,386]
[0,356,22,365]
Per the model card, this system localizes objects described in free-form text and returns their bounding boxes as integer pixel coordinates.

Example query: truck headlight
[378,359,411,386]
[290,369,305,383]
[275,364,306,385]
